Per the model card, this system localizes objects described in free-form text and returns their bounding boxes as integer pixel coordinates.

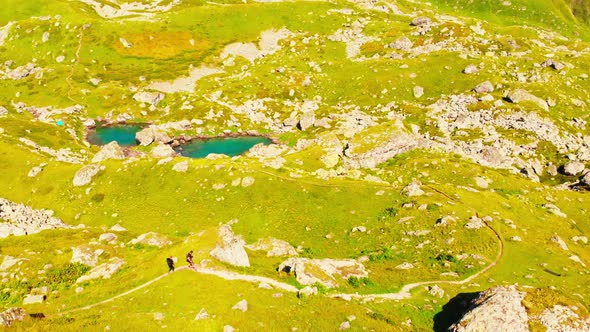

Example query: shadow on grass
[433,291,480,332]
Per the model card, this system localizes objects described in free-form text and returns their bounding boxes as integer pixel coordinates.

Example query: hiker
[186,250,194,269]
[166,256,175,272]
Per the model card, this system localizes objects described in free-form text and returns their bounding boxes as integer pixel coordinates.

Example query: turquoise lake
[87,124,145,146]
[175,136,271,158]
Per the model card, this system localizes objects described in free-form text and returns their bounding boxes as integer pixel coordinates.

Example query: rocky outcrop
[246,237,297,257]
[562,161,585,176]
[76,258,125,283]
[210,224,250,267]
[449,285,529,332]
[92,141,125,163]
[278,258,368,288]
[0,198,68,238]
[73,164,101,187]
[0,308,26,327]
[536,305,590,331]
[133,91,165,106]
[128,232,172,248]
[71,246,102,267]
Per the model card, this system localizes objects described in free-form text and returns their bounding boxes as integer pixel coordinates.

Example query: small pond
[87,124,145,146]
[175,136,272,158]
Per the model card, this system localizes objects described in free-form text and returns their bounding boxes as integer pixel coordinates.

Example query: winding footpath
[61,221,503,314]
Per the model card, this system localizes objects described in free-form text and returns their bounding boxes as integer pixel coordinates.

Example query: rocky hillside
[0,0,589,330]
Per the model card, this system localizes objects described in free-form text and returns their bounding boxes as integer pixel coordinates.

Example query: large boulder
[133,92,165,106]
[278,258,368,288]
[76,258,125,283]
[210,224,250,267]
[0,308,26,327]
[298,111,316,131]
[150,143,176,159]
[245,237,297,257]
[505,89,549,111]
[128,232,172,248]
[135,127,171,146]
[473,81,494,93]
[73,164,101,187]
[449,285,529,332]
[23,295,45,305]
[562,161,585,176]
[402,180,425,197]
[92,141,125,163]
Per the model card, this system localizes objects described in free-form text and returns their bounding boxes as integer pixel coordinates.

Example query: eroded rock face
[73,164,101,187]
[449,285,529,332]
[210,224,250,267]
[278,258,368,288]
[0,198,68,238]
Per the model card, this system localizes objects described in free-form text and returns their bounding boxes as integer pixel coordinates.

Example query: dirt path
[62,221,502,314]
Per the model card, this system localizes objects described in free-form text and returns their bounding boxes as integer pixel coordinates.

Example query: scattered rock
[76,258,124,283]
[0,256,23,271]
[210,224,250,267]
[0,308,26,327]
[389,36,413,50]
[537,305,590,331]
[411,17,431,26]
[27,166,43,178]
[551,235,569,251]
[172,161,189,173]
[194,308,209,320]
[23,294,45,305]
[562,161,585,176]
[297,286,318,298]
[232,299,248,312]
[241,176,255,187]
[428,285,444,298]
[151,143,176,159]
[402,180,424,197]
[98,233,117,243]
[541,59,565,71]
[135,127,171,146]
[153,312,164,321]
[463,64,479,74]
[0,198,68,238]
[73,164,101,187]
[246,237,297,257]
[474,177,489,189]
[110,224,127,232]
[465,216,485,229]
[71,246,100,267]
[505,89,549,111]
[395,262,414,270]
[133,92,164,106]
[339,321,351,330]
[298,111,316,131]
[92,141,125,163]
[351,226,366,233]
[413,86,424,98]
[129,232,172,248]
[473,81,494,93]
[278,258,368,288]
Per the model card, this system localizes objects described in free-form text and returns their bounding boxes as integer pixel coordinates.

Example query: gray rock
[150,143,176,159]
[210,224,250,267]
[389,36,413,50]
[505,89,549,111]
[133,92,164,106]
[241,176,255,187]
[92,141,125,163]
[0,307,26,327]
[232,299,248,312]
[0,198,68,238]
[153,312,164,321]
[463,64,479,74]
[172,161,189,173]
[580,172,590,187]
[0,106,7,116]
[27,166,43,178]
[0,256,22,271]
[541,59,565,71]
[135,127,171,146]
[473,81,494,93]
[73,164,100,187]
[427,285,444,298]
[449,285,529,332]
[411,17,431,26]
[339,321,351,330]
[245,237,297,257]
[71,246,100,267]
[194,308,209,320]
[402,180,424,197]
[23,294,45,305]
[129,232,172,248]
[98,233,117,243]
[413,86,424,98]
[298,111,316,131]
[297,286,318,298]
[76,258,125,283]
[278,258,367,288]
[562,161,585,176]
